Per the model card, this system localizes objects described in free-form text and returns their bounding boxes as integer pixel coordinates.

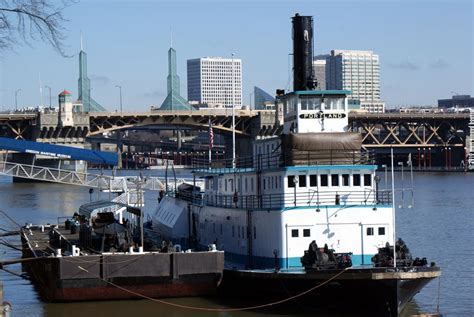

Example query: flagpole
[209,117,212,168]
[391,147,396,268]
[231,53,236,169]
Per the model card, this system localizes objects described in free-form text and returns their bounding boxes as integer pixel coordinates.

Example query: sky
[0,0,472,111]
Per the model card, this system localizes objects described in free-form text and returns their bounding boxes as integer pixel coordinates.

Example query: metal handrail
[174,189,392,210]
[192,149,375,172]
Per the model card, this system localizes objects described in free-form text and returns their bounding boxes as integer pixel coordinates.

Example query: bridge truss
[349,113,469,148]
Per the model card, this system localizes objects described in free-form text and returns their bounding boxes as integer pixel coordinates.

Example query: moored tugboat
[148,13,441,316]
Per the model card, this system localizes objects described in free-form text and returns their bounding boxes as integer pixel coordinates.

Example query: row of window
[291,228,311,238]
[291,227,386,238]
[212,223,257,240]
[367,227,385,236]
[288,173,372,188]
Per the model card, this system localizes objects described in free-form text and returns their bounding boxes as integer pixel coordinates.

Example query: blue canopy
[0,137,118,166]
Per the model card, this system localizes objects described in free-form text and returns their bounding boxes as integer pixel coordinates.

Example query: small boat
[19,200,224,302]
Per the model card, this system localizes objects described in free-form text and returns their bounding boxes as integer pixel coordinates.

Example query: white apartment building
[326,50,384,112]
[187,57,242,108]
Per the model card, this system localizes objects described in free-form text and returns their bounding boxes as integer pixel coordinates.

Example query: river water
[0,171,472,316]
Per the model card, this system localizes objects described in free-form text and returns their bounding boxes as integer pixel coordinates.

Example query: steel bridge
[0,110,471,150]
[349,112,470,149]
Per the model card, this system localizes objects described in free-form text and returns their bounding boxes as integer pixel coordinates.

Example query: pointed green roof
[160,47,193,111]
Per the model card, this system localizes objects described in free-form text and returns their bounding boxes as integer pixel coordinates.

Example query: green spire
[160,47,193,111]
[78,39,107,112]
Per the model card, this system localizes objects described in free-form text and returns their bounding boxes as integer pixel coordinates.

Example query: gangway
[0,154,203,193]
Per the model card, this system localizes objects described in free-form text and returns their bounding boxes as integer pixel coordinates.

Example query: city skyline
[0,0,472,111]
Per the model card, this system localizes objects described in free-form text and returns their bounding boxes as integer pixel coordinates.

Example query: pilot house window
[298,175,306,187]
[291,229,299,237]
[288,176,295,188]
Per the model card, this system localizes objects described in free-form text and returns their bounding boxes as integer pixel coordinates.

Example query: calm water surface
[0,171,472,316]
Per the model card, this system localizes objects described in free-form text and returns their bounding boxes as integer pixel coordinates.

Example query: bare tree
[0,0,74,56]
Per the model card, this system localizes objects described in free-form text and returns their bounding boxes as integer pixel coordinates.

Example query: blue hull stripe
[200,245,374,269]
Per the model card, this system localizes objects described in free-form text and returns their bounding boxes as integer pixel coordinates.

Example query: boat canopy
[78,200,141,219]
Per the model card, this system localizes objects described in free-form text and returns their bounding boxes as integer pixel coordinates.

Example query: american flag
[209,118,214,149]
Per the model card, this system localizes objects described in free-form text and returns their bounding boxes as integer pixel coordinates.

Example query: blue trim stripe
[219,248,375,269]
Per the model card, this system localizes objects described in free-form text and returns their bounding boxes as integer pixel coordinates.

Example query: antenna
[170,27,173,48]
[80,31,83,51]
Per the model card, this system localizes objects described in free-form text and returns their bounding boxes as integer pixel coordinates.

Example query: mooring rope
[77,265,351,312]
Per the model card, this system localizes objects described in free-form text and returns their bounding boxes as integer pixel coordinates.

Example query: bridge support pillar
[224,136,253,162]
[116,131,123,169]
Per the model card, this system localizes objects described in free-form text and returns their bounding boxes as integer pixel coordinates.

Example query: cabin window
[254,226,257,239]
[303,229,311,237]
[320,175,328,187]
[331,174,339,186]
[251,178,254,191]
[353,174,361,186]
[378,227,385,235]
[298,175,306,187]
[328,98,344,110]
[310,174,317,187]
[366,227,374,236]
[288,175,296,188]
[225,179,228,191]
[300,97,322,110]
[291,229,299,238]
[229,179,234,192]
[342,174,350,186]
[263,178,266,190]
[245,178,248,192]
[364,174,372,186]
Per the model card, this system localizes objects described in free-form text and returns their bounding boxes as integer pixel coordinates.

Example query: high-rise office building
[326,50,384,112]
[187,57,242,108]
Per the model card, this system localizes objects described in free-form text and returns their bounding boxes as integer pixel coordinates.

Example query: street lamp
[44,86,52,108]
[397,161,404,208]
[115,85,123,114]
[15,89,21,111]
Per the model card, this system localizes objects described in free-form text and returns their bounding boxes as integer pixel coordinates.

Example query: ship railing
[201,189,392,210]
[191,150,375,173]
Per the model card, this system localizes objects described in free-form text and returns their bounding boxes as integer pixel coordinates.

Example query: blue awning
[0,137,118,166]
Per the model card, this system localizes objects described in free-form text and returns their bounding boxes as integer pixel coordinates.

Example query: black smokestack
[292,13,316,91]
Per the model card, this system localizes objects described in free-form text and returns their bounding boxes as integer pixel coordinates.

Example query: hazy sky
[0,0,472,111]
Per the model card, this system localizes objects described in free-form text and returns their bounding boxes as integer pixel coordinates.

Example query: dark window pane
[299,175,306,187]
[292,229,299,237]
[366,227,374,236]
[378,227,385,235]
[303,229,310,237]
[288,176,295,188]
[353,174,361,186]
[310,175,317,187]
[331,174,339,186]
[342,174,349,186]
[364,174,372,186]
[321,175,328,186]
